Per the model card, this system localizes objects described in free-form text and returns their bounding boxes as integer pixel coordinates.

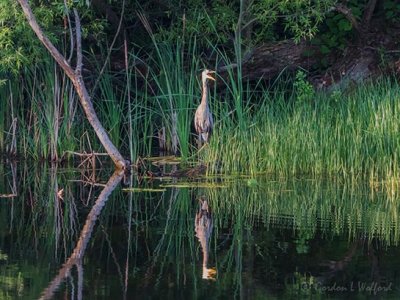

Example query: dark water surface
[1,163,400,299]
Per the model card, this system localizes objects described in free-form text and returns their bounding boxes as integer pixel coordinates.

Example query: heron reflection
[195,196,217,280]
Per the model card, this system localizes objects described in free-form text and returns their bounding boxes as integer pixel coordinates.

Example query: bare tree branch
[63,0,74,63]
[73,9,83,74]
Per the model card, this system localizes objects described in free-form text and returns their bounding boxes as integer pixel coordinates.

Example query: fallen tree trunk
[238,40,319,81]
[221,28,398,90]
[18,0,128,170]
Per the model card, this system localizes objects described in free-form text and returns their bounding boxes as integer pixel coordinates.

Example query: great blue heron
[195,69,215,146]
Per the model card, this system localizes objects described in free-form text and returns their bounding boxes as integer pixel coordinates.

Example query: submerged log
[168,164,207,177]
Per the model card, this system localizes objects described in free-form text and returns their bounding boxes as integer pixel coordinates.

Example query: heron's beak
[206,72,216,81]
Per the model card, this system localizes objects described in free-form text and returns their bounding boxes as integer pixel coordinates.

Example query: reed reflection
[195,195,217,280]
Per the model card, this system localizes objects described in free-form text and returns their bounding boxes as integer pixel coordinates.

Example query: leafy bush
[293,70,315,103]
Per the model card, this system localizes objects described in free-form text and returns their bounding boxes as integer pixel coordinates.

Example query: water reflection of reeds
[205,178,400,245]
[0,164,400,298]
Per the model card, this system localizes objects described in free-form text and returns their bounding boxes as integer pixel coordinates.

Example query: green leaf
[384,1,395,9]
[386,11,394,18]
[311,38,321,45]
[320,45,330,54]
[338,19,352,31]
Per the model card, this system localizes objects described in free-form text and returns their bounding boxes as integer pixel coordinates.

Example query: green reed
[134,15,202,158]
[95,72,123,149]
[0,60,79,161]
[0,81,13,153]
[124,67,154,161]
[204,78,400,180]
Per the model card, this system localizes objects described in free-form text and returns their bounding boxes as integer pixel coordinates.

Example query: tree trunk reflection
[40,170,124,300]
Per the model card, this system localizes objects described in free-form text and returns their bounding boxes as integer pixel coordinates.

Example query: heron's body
[195,99,213,143]
[195,69,215,145]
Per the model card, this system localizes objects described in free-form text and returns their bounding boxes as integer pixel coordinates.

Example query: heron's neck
[201,81,208,106]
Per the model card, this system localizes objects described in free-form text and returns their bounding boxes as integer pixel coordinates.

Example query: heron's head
[202,69,215,83]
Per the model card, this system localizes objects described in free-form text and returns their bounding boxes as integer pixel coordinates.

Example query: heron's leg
[197,143,208,153]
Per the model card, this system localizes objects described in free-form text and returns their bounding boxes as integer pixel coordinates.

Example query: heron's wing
[203,111,213,132]
[208,113,213,133]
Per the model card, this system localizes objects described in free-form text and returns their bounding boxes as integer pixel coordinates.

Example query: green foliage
[314,13,352,56]
[0,0,38,74]
[307,0,388,67]
[0,0,109,75]
[0,0,68,74]
[155,1,237,46]
[252,0,335,43]
[383,0,400,23]
[293,70,315,103]
[147,0,337,50]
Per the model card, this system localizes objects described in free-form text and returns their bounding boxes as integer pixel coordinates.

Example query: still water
[0,163,400,299]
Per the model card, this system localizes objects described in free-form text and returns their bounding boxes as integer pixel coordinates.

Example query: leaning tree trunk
[17,0,128,170]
